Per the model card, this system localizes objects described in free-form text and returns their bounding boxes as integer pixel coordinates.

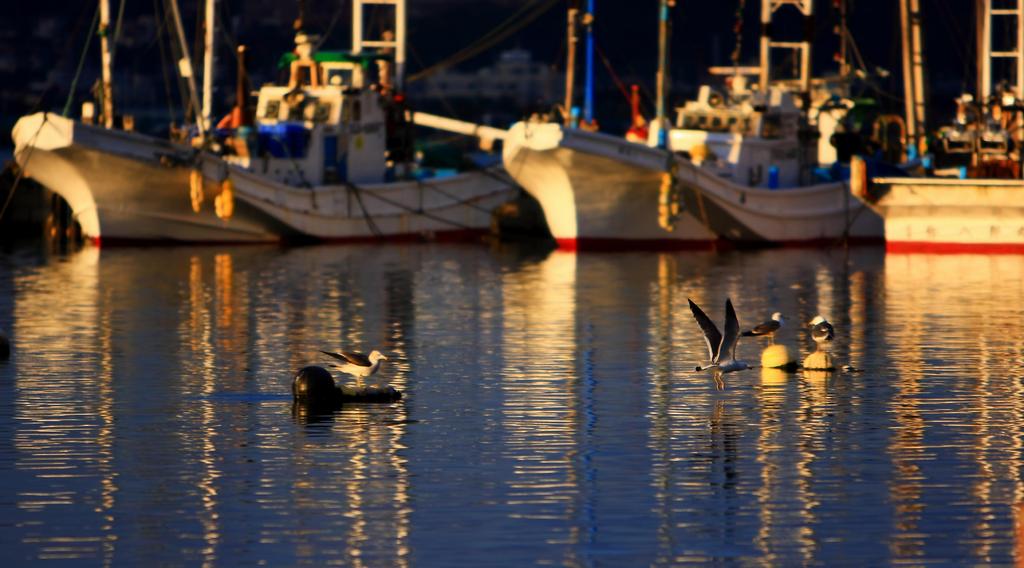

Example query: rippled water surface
[2,242,1024,565]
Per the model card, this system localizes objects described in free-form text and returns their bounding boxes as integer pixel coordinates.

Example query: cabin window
[264,100,281,120]
[313,102,332,123]
[761,115,782,139]
[326,69,352,87]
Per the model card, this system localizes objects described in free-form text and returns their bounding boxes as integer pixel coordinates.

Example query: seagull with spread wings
[688,298,750,390]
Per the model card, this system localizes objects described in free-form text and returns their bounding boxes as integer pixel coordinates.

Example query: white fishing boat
[500,0,887,250]
[11,0,516,244]
[503,82,884,249]
[851,0,1024,254]
[502,121,716,250]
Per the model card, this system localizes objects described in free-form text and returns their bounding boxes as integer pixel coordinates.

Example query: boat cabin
[668,82,807,188]
[227,33,394,187]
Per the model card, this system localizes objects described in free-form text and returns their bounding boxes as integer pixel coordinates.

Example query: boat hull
[675,162,884,245]
[12,112,518,244]
[12,113,283,243]
[502,122,717,250]
[858,176,1024,253]
[225,162,518,242]
[502,121,883,250]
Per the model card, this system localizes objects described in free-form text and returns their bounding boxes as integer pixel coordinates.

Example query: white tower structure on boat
[978,0,1024,102]
[352,0,407,91]
[758,0,813,93]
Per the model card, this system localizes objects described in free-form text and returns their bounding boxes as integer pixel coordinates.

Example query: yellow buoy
[802,351,835,371]
[215,178,235,220]
[761,344,797,370]
[189,169,204,213]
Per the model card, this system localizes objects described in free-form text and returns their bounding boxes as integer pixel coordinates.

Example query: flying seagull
[688,298,749,390]
[741,311,785,344]
[321,349,388,381]
[808,316,835,351]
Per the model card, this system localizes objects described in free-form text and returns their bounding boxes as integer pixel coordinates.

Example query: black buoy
[0,333,9,361]
[292,365,336,400]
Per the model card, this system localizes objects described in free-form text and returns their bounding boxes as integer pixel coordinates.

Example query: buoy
[761,344,797,371]
[189,169,204,213]
[0,333,9,360]
[215,178,234,220]
[292,365,336,400]
[291,365,402,406]
[802,351,835,371]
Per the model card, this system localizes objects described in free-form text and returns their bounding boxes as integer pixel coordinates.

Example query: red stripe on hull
[318,229,490,245]
[90,229,490,247]
[555,237,722,252]
[886,241,1024,254]
[89,236,280,247]
[555,236,883,252]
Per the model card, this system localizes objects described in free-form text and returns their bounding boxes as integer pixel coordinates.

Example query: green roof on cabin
[277,51,392,69]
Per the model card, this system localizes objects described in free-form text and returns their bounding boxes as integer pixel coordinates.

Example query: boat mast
[563,2,579,127]
[653,0,672,148]
[352,0,407,91]
[202,0,217,133]
[168,0,206,137]
[899,0,926,154]
[583,0,595,128]
[99,0,115,128]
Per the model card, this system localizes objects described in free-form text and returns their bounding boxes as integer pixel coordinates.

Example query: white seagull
[688,298,749,390]
[808,316,835,351]
[320,349,388,382]
[741,311,785,344]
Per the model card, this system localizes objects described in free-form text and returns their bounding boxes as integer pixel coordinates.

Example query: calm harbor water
[1,241,1024,565]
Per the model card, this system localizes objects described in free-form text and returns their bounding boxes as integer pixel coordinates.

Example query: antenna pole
[583,0,595,127]
[202,0,217,133]
[654,0,672,147]
[99,0,115,128]
[564,3,579,127]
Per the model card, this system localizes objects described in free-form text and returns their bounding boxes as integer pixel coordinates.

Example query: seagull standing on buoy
[741,312,785,344]
[320,350,388,383]
[688,298,749,390]
[808,316,835,351]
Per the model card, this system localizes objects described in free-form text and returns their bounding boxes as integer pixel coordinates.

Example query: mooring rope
[0,115,50,224]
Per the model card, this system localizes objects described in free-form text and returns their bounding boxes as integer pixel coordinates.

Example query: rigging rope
[0,115,49,225]
[110,0,127,66]
[407,0,561,84]
[153,0,180,124]
[593,39,640,113]
[63,6,101,117]
[731,0,746,70]
[313,0,347,51]
[344,182,383,237]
